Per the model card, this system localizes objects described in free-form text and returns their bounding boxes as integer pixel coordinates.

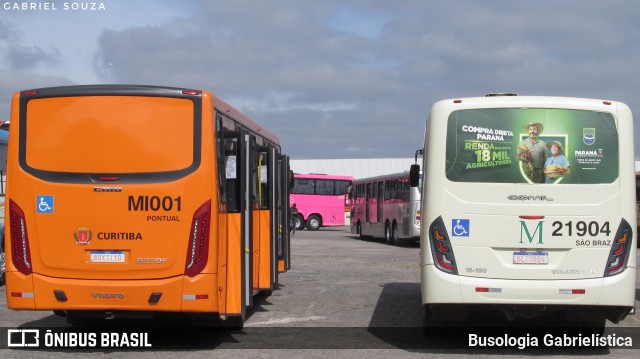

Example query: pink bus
[290,173,354,230]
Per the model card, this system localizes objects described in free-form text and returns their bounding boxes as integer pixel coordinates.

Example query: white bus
[412,94,636,329]
[350,172,421,245]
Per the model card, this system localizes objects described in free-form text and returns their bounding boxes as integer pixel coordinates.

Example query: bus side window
[257,151,269,209]
[315,180,334,195]
[224,138,240,212]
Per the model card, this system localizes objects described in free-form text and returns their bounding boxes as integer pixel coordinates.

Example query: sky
[1,0,639,160]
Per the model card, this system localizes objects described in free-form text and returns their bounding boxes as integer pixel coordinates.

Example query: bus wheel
[391,222,399,245]
[384,222,395,245]
[306,215,321,231]
[292,214,304,230]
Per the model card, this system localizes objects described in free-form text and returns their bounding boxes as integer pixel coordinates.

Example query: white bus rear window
[445,108,618,184]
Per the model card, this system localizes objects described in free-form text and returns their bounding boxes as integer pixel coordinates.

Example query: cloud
[0,18,60,71]
[5,44,59,70]
[0,68,74,119]
[0,18,74,117]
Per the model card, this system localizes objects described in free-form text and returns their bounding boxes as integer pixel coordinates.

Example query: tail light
[604,219,633,277]
[185,200,212,277]
[428,216,458,274]
[9,200,32,275]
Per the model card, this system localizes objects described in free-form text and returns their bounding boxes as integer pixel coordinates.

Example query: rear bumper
[6,271,219,312]
[421,264,636,307]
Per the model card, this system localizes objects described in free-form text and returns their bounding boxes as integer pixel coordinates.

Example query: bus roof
[353,171,413,184]
[433,95,626,112]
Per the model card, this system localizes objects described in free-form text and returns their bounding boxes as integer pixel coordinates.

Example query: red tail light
[428,216,458,275]
[9,200,32,275]
[604,219,632,277]
[185,200,212,277]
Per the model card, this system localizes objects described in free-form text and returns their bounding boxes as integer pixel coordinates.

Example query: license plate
[90,251,125,263]
[513,251,548,264]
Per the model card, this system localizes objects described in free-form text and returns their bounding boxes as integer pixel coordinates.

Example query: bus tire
[391,222,399,245]
[292,214,305,230]
[384,221,395,245]
[306,215,321,231]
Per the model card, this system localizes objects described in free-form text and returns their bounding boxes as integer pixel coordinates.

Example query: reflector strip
[11,292,34,298]
[475,287,502,293]
[182,294,209,300]
[559,289,585,295]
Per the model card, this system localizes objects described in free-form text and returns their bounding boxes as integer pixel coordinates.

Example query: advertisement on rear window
[445,108,618,184]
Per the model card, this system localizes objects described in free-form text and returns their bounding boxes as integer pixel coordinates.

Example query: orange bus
[5,85,291,327]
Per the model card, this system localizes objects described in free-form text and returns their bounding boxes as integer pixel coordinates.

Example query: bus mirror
[288,170,294,189]
[409,165,420,187]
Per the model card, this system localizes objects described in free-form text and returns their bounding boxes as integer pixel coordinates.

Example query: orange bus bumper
[6,271,220,313]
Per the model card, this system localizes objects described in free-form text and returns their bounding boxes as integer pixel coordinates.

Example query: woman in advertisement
[544,141,571,183]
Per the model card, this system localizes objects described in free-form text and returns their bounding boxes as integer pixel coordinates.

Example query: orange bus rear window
[25,96,194,173]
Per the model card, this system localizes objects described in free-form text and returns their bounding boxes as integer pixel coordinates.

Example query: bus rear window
[445,108,619,184]
[25,96,194,173]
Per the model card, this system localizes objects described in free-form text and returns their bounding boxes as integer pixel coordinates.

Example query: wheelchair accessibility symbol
[451,219,469,237]
[37,196,54,213]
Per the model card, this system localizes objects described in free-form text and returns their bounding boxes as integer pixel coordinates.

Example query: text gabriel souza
[469,333,633,349]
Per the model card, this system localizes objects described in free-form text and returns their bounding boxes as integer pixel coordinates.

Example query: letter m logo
[519,220,544,244]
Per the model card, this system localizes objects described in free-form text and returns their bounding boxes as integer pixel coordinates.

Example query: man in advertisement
[516,122,546,183]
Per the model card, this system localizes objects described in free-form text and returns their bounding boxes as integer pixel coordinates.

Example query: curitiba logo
[519,220,544,244]
[74,227,93,245]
